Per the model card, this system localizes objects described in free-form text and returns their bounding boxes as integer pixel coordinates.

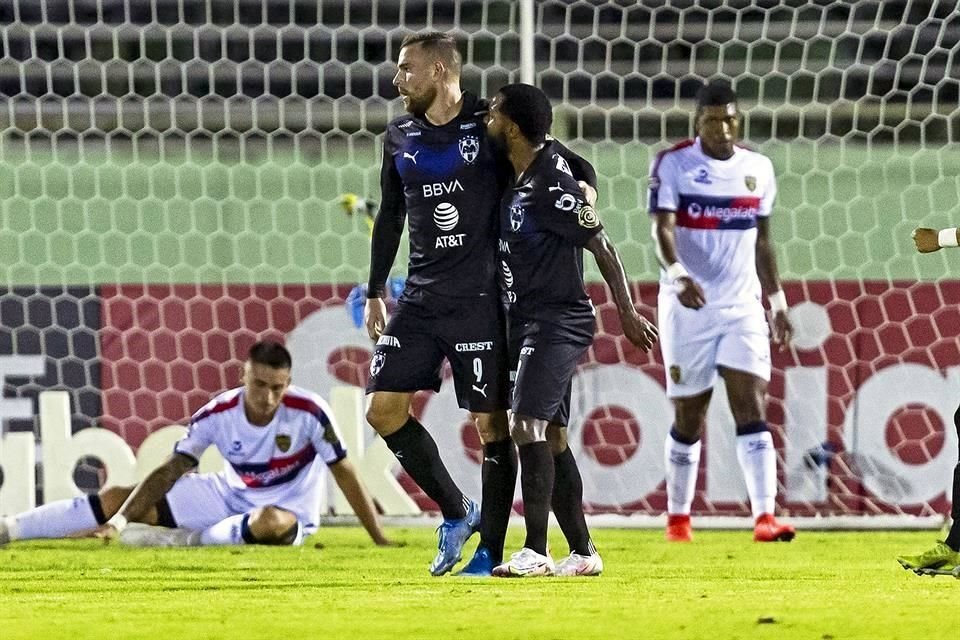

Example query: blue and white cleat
[454,545,495,577]
[429,499,480,576]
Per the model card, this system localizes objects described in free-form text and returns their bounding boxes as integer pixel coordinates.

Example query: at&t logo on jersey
[459,136,479,163]
[434,202,466,248]
[433,202,460,231]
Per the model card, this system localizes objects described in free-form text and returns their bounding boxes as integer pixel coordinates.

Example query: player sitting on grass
[0,340,393,548]
[896,227,960,574]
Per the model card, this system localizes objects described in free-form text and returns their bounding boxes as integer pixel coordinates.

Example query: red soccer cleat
[753,513,796,542]
[665,514,693,542]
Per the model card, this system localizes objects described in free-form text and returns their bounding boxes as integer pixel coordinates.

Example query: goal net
[0,0,957,525]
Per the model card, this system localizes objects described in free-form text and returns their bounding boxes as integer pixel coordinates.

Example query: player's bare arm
[91,453,196,542]
[585,228,658,352]
[651,211,706,309]
[329,458,397,547]
[755,217,793,349]
[913,226,958,253]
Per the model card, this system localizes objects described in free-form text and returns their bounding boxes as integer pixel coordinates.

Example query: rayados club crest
[509,205,524,232]
[459,135,479,164]
[370,351,385,376]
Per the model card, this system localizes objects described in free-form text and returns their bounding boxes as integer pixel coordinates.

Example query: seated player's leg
[897,401,960,573]
[198,506,302,546]
[365,299,477,575]
[717,307,794,542]
[120,472,233,547]
[0,485,167,545]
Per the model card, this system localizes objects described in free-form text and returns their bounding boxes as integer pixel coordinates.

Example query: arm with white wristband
[912,227,958,254]
[91,452,197,541]
[768,289,788,316]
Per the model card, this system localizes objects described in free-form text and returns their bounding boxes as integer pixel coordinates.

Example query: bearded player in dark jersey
[486,84,658,577]
[364,32,599,576]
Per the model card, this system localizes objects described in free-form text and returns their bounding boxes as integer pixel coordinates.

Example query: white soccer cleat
[492,547,555,577]
[555,551,604,577]
[119,523,199,547]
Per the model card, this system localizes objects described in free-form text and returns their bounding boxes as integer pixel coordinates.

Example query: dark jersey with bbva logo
[368,92,596,300]
[369,92,502,298]
[499,140,603,325]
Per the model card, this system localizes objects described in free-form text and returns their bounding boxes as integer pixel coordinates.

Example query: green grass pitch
[1,527,956,639]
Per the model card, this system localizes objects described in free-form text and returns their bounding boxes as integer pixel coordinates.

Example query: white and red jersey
[174,385,346,503]
[649,138,777,308]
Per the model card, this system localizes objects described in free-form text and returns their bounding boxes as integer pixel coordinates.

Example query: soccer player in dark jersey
[364,32,599,576]
[485,84,659,577]
[896,226,960,574]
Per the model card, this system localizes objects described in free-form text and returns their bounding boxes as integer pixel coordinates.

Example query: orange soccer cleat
[665,514,693,542]
[753,513,796,542]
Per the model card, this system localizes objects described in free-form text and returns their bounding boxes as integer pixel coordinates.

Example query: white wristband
[768,290,788,314]
[107,513,128,533]
[664,262,688,283]
[938,228,959,248]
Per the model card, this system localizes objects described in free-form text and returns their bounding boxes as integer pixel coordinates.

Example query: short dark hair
[498,83,553,145]
[696,79,738,110]
[400,31,462,75]
[248,340,292,370]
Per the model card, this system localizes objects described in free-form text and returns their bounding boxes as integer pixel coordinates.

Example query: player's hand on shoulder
[576,180,598,208]
[364,297,387,341]
[771,310,793,351]
[621,309,658,352]
[676,277,706,309]
[912,227,940,253]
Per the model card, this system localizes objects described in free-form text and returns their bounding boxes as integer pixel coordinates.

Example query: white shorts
[164,472,323,544]
[657,296,771,398]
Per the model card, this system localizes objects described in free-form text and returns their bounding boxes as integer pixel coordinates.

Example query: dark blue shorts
[366,291,509,413]
[507,315,594,426]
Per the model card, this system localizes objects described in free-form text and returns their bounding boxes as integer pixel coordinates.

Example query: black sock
[945,462,960,552]
[478,438,518,564]
[383,417,466,520]
[552,447,595,556]
[518,442,554,556]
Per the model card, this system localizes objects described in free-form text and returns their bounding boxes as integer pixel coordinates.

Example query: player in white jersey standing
[649,80,795,543]
[0,341,392,548]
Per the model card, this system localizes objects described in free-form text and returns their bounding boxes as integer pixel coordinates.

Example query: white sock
[13,496,100,540]
[664,432,701,515]
[736,430,777,519]
[198,514,249,546]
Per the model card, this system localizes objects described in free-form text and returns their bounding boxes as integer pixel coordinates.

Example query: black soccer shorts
[507,315,594,426]
[365,291,509,413]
